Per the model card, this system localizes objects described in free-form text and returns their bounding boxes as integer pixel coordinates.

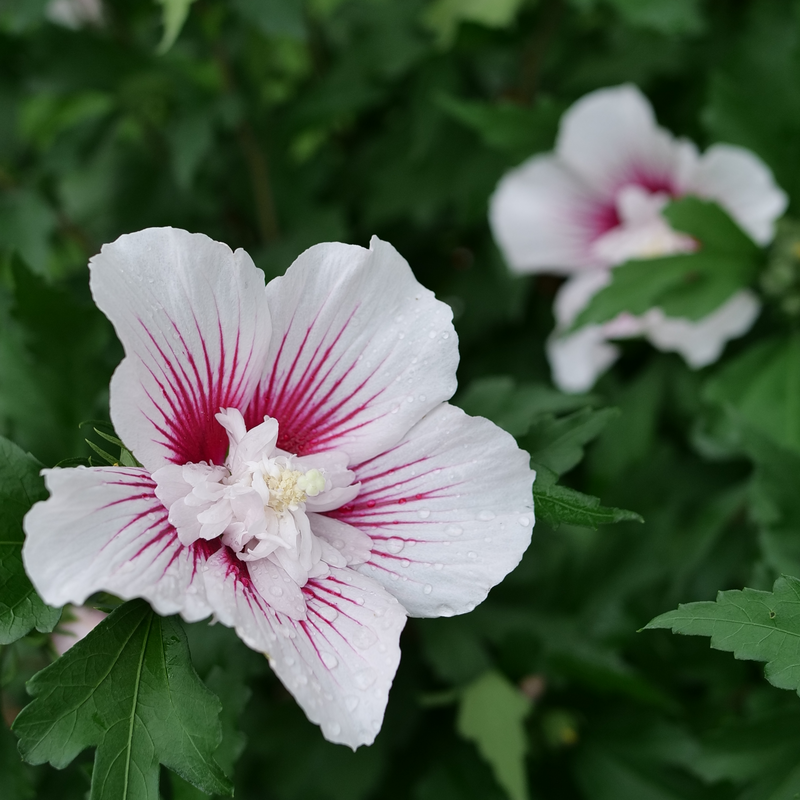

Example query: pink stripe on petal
[329,403,534,618]
[91,229,271,472]
[247,238,458,465]
[22,466,212,622]
[204,556,406,748]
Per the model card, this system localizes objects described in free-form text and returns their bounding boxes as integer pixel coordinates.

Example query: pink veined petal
[642,289,761,368]
[203,551,406,748]
[329,403,535,618]
[689,143,788,246]
[557,84,698,198]
[89,228,272,472]
[22,466,213,621]
[246,237,459,465]
[489,154,611,274]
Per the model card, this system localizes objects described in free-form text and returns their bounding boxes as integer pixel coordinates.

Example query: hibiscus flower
[489,84,787,392]
[22,228,535,748]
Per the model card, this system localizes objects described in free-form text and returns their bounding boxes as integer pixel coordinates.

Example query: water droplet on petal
[401,559,410,568]
[270,586,284,597]
[468,551,477,559]
[353,628,378,650]
[428,331,437,339]
[434,562,443,570]
[366,499,377,508]
[354,668,377,689]
[478,509,496,521]
[321,652,338,669]
[346,696,359,711]
[386,538,404,554]
[519,516,531,526]
[423,584,432,594]
[445,525,463,537]
[418,509,430,519]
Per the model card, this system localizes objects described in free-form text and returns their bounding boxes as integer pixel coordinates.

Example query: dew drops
[329,721,342,736]
[346,695,360,712]
[316,604,339,623]
[419,394,426,402]
[390,572,399,581]
[353,627,378,650]
[441,332,450,340]
[518,516,531,526]
[400,559,410,568]
[468,551,477,560]
[270,586,284,597]
[428,330,437,339]
[386,538,404,554]
[407,395,415,403]
[418,509,431,519]
[332,539,345,550]
[321,651,338,669]
[478,509,496,521]
[366,499,377,508]
[445,525,463,537]
[390,405,399,414]
[355,596,365,606]
[398,498,407,505]
[354,668,377,689]
[437,604,456,617]
[423,584,432,595]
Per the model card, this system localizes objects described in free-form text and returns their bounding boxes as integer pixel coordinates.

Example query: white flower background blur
[490,84,787,392]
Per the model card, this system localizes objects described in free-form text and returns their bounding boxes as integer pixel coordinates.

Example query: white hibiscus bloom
[490,84,788,392]
[22,228,535,748]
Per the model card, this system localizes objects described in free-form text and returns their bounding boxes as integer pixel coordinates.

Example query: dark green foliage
[1,1,799,799]
[0,436,60,645]
[12,600,232,800]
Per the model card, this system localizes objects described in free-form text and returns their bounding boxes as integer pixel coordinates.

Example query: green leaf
[456,671,532,800]
[422,0,528,47]
[231,0,307,40]
[12,600,233,800]
[525,407,618,476]
[573,198,760,329]
[605,0,704,35]
[156,0,198,54]
[533,480,643,530]
[436,96,560,161]
[645,575,800,696]
[457,376,596,438]
[705,335,800,456]
[0,435,60,645]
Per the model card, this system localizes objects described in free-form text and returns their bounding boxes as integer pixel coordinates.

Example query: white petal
[547,325,623,394]
[643,289,761,367]
[547,271,647,393]
[309,513,373,566]
[557,84,698,197]
[246,237,458,464]
[690,144,788,246]
[90,228,272,472]
[489,154,608,274]
[247,557,307,620]
[329,403,534,618]
[22,466,212,621]
[204,551,406,748]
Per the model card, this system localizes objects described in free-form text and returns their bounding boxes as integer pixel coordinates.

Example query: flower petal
[90,228,272,471]
[330,403,534,617]
[247,237,458,464]
[203,551,406,747]
[489,154,608,274]
[22,466,212,621]
[690,143,788,246]
[547,325,623,394]
[557,84,698,197]
[642,289,761,367]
